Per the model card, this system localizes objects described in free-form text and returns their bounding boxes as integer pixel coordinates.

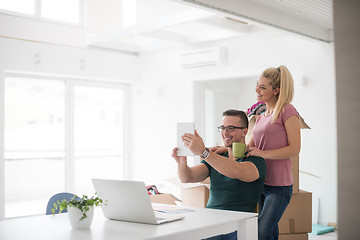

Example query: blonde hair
[262,65,294,122]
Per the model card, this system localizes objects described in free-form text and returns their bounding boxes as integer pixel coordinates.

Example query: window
[0,0,83,25]
[4,77,65,218]
[73,85,125,195]
[0,0,34,15]
[3,76,127,218]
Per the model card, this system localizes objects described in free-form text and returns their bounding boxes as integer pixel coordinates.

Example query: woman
[213,65,300,240]
[248,65,300,240]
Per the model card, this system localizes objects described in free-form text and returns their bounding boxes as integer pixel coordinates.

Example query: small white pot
[67,206,94,229]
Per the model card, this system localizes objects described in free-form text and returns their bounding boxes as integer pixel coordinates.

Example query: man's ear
[243,128,248,137]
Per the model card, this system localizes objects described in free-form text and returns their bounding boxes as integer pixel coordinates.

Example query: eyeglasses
[217,126,246,132]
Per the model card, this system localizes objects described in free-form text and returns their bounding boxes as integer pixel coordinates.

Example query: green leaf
[50,193,105,221]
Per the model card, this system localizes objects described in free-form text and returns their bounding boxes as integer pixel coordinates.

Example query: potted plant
[51,194,106,229]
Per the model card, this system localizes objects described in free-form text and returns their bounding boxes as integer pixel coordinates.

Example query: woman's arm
[248,115,301,159]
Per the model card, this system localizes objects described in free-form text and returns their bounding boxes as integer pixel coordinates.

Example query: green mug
[233,142,246,158]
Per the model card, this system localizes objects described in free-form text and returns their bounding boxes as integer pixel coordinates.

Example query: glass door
[73,85,126,195]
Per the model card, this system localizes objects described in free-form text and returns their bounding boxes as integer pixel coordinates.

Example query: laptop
[92,178,185,225]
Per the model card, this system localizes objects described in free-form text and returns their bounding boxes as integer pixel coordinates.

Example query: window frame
[0,0,86,27]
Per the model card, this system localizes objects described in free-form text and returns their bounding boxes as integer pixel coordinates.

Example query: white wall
[130,32,336,225]
[128,49,194,183]
[0,14,86,47]
[194,77,258,147]
[0,37,139,81]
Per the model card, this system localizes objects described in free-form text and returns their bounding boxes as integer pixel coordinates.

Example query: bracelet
[200,148,211,159]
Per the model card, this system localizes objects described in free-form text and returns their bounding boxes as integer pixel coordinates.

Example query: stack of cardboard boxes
[171,114,312,239]
[275,116,312,240]
[278,156,312,240]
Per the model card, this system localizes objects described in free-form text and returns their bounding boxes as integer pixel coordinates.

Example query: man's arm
[204,153,260,182]
[182,131,260,182]
[172,148,209,183]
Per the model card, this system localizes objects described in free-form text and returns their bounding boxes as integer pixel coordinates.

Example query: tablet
[177,122,195,156]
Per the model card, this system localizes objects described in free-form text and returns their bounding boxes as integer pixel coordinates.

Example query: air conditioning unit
[179,47,228,69]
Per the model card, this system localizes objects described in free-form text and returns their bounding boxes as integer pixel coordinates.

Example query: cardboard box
[167,177,210,208]
[279,190,312,234]
[149,193,181,205]
[246,114,309,193]
[181,185,210,208]
[202,177,210,184]
[279,233,308,240]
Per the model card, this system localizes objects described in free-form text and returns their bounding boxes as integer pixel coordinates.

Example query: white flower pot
[68,206,94,229]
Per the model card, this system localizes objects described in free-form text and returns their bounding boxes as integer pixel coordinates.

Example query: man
[172,109,266,240]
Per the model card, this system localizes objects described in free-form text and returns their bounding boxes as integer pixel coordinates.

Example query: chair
[46,192,77,215]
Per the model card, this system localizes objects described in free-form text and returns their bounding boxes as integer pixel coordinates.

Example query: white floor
[309,231,337,240]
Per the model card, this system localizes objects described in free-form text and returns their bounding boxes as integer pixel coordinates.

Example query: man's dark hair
[222,109,249,128]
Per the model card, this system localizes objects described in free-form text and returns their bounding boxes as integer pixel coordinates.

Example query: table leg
[237,216,258,240]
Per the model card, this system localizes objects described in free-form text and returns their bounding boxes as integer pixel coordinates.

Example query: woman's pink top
[252,104,299,186]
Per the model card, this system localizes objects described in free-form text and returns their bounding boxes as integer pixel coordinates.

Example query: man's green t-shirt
[201,153,266,213]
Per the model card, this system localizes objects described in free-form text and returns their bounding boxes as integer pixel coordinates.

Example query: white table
[0,205,258,240]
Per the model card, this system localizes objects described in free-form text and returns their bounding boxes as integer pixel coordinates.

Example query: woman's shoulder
[283,103,299,115]
[281,104,299,122]
[284,103,297,112]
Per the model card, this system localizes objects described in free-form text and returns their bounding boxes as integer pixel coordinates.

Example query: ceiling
[86,0,333,53]
[249,0,332,30]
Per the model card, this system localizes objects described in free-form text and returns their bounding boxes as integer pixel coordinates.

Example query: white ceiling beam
[86,8,215,46]
[90,40,143,53]
[173,0,333,42]
[140,30,192,44]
